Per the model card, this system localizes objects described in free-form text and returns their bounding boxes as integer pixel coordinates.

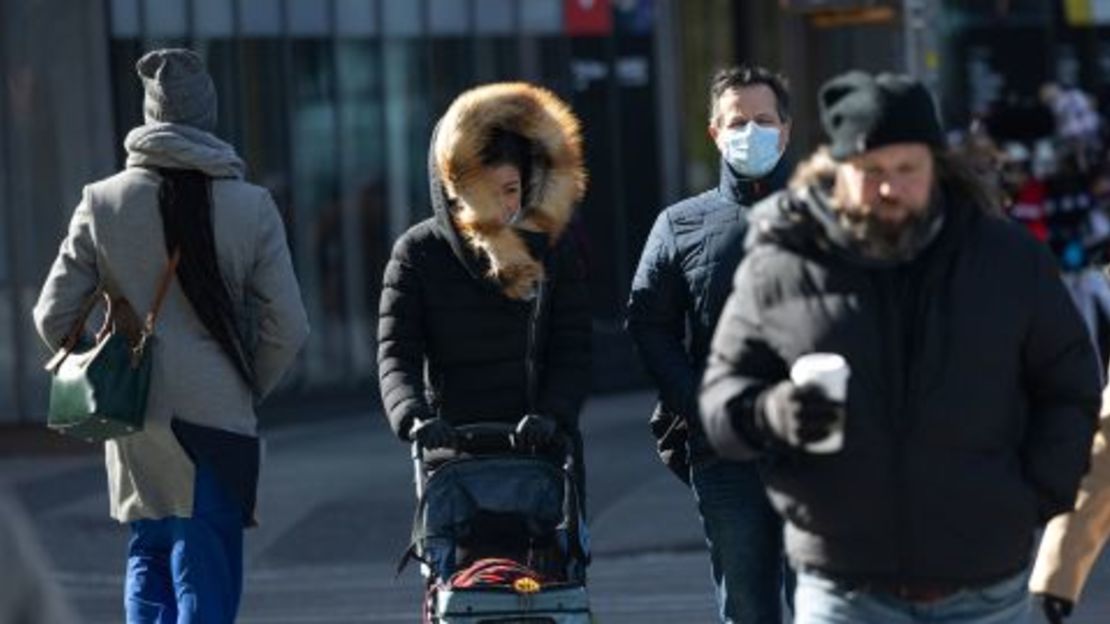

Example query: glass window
[383,0,421,37]
[538,35,571,94]
[288,0,331,37]
[336,0,378,36]
[383,38,431,243]
[237,40,291,209]
[429,0,469,35]
[474,0,514,34]
[194,39,243,147]
[431,37,476,112]
[235,39,302,385]
[239,0,283,36]
[110,0,141,37]
[569,36,622,319]
[109,39,146,166]
[143,0,187,37]
[616,34,660,300]
[474,37,520,82]
[615,0,654,35]
[194,0,234,37]
[290,39,348,382]
[521,0,561,34]
[337,40,388,375]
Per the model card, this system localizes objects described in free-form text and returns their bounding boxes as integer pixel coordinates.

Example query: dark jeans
[691,456,794,624]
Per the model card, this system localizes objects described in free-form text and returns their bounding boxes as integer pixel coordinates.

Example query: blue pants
[125,465,244,624]
[691,457,794,624]
[794,570,1031,624]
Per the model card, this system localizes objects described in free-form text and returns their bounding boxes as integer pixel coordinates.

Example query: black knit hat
[819,71,944,161]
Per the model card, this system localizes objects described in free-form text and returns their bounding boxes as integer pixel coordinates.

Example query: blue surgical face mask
[721,122,783,178]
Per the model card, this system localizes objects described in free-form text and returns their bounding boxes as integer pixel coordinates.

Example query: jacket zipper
[525,280,545,413]
[876,270,910,581]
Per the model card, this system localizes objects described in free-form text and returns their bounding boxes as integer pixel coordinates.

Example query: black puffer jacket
[378,83,591,440]
[700,160,1101,586]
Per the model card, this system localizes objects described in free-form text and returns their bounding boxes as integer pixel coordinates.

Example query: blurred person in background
[999,141,1050,243]
[700,70,1101,624]
[1041,82,1102,174]
[1030,377,1110,624]
[33,49,309,623]
[627,65,796,624]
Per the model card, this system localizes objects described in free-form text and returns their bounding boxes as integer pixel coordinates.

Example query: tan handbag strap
[59,249,179,349]
[59,286,106,354]
[144,248,181,335]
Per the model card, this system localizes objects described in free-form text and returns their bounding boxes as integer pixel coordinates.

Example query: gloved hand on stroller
[514,414,558,448]
[411,417,458,450]
[411,416,562,453]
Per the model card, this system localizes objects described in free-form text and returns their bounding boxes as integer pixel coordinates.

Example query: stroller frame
[407,423,592,624]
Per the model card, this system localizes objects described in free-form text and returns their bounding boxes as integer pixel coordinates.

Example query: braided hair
[157,168,255,390]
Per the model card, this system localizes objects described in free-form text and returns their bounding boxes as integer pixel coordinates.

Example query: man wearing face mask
[700,71,1100,624]
[627,65,794,623]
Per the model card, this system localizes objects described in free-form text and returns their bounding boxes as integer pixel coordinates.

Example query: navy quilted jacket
[627,157,791,452]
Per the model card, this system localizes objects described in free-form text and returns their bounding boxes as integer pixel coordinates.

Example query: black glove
[515,414,558,449]
[1037,593,1073,624]
[755,380,843,449]
[410,417,457,450]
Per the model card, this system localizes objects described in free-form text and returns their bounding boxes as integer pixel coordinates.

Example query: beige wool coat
[33,123,309,522]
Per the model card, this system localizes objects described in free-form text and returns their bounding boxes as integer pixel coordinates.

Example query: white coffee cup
[789,353,850,453]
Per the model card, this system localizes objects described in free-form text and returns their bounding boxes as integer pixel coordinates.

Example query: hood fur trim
[435,82,587,299]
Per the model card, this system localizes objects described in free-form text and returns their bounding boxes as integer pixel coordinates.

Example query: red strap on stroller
[448,558,546,590]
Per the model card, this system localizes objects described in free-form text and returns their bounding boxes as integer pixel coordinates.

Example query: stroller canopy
[420,457,566,541]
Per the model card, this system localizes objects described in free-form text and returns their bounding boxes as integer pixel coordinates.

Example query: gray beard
[837,194,945,263]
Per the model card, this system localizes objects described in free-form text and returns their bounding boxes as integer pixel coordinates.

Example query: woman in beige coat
[33,49,308,623]
[1030,381,1110,623]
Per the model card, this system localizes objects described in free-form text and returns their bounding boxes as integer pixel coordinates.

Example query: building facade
[1,0,750,422]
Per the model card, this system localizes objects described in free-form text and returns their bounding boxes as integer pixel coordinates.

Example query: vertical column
[382,0,420,245]
[0,0,115,422]
[0,0,27,423]
[652,0,683,206]
[331,0,373,381]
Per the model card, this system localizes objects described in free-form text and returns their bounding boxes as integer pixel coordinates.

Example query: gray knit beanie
[136,49,217,132]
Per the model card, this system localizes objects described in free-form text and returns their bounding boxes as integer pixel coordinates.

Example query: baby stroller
[402,423,592,624]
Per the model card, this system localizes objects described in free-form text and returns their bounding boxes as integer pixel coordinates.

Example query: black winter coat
[627,158,790,459]
[700,173,1101,586]
[378,221,589,438]
[377,84,591,441]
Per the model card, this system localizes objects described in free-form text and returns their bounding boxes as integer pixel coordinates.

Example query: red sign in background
[565,0,613,36]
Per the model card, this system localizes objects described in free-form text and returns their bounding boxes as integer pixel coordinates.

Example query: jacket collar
[717,151,793,207]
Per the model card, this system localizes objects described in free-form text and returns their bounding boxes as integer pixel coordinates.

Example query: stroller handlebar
[411,421,571,460]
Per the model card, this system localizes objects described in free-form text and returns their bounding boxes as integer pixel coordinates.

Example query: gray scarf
[125,123,245,179]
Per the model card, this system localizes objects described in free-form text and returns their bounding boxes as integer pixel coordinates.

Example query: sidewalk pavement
[0,424,98,457]
[5,391,1110,623]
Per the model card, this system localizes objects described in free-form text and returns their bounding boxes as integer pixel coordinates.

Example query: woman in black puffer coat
[377,83,591,480]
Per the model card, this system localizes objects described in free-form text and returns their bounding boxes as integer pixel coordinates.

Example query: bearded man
[699,70,1101,624]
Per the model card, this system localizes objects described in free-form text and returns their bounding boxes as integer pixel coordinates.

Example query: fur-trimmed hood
[428,82,587,300]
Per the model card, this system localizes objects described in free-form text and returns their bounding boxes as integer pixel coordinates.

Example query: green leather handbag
[45,250,180,443]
